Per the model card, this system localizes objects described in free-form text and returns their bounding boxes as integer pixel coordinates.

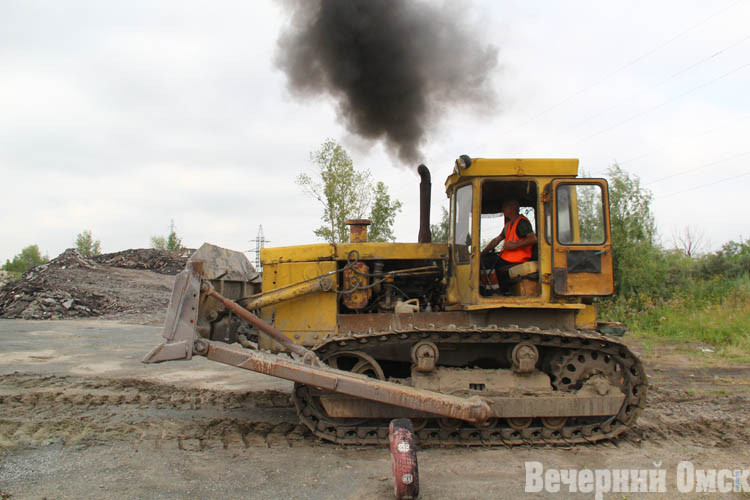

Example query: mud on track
[0,373,314,451]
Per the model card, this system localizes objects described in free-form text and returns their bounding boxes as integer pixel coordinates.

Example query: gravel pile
[0,247,188,320]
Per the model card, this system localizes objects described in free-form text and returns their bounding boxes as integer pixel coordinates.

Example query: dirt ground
[0,319,747,499]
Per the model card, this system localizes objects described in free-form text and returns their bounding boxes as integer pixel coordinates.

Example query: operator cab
[445,156,615,309]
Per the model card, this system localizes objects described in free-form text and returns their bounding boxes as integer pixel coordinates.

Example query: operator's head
[502,199,520,219]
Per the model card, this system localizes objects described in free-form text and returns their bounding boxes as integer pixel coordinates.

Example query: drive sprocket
[548,349,626,393]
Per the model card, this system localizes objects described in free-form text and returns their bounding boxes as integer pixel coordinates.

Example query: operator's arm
[482,232,505,254]
[503,219,537,250]
[503,232,537,250]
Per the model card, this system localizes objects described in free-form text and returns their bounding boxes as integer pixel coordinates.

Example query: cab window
[556,184,606,245]
[453,184,472,264]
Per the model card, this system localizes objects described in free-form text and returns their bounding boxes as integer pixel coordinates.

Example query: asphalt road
[0,319,292,392]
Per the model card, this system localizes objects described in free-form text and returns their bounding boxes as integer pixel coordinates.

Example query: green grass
[600,275,750,362]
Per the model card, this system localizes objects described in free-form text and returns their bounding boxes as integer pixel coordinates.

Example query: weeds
[601,275,750,362]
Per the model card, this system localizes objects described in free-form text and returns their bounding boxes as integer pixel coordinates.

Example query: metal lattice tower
[250,225,269,272]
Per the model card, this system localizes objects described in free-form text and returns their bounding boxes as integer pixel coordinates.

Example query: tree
[698,237,750,279]
[151,220,183,251]
[150,236,167,251]
[605,163,664,298]
[2,244,49,274]
[75,230,101,257]
[166,227,182,251]
[368,182,403,242]
[430,206,450,243]
[606,163,656,245]
[672,226,706,257]
[297,139,402,243]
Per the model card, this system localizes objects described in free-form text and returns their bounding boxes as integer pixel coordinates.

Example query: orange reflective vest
[500,215,533,263]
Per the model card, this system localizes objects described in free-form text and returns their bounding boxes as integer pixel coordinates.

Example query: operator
[481,199,537,293]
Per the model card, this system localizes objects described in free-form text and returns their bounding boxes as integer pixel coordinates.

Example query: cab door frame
[551,178,614,296]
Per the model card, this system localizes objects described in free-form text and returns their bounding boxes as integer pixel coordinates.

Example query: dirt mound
[0,248,183,321]
[92,248,191,275]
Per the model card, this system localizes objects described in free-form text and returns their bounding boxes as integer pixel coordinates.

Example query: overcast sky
[1,0,748,264]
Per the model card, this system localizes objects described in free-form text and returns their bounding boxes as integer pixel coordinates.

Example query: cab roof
[444,158,579,194]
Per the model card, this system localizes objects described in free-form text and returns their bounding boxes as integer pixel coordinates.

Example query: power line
[644,151,750,185]
[618,113,750,165]
[568,32,750,131]
[579,61,750,143]
[501,0,743,136]
[659,170,750,199]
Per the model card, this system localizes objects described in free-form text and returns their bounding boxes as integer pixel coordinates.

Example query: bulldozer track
[293,325,649,446]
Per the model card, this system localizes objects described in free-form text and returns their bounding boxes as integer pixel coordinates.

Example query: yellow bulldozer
[144,156,647,445]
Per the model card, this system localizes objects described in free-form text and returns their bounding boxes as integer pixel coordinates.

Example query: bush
[2,244,49,274]
[598,165,749,358]
[151,220,183,251]
[696,238,750,279]
[601,275,750,358]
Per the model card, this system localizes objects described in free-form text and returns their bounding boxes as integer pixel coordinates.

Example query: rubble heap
[92,248,191,275]
[0,248,189,320]
[0,271,12,289]
[0,249,112,319]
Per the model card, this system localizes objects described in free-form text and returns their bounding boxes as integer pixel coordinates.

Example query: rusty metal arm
[238,276,333,311]
[197,340,492,424]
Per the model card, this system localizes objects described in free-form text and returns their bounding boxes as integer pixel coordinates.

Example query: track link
[293,325,648,446]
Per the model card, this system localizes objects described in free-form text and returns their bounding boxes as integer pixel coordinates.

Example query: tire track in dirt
[2,373,747,452]
[0,373,313,451]
[621,384,750,448]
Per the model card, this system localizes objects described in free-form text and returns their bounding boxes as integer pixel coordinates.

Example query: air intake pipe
[418,164,432,243]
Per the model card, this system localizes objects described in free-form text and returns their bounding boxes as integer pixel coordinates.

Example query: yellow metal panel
[334,242,449,260]
[259,261,338,350]
[262,242,449,264]
[453,263,473,305]
[575,304,598,329]
[261,244,335,264]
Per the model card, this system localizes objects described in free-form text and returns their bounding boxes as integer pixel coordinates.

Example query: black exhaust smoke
[275,0,498,163]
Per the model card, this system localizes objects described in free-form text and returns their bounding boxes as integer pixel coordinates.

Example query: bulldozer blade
[142,264,201,363]
[143,243,260,364]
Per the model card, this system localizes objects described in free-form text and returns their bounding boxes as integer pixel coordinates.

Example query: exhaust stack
[418,164,432,243]
[346,219,371,243]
